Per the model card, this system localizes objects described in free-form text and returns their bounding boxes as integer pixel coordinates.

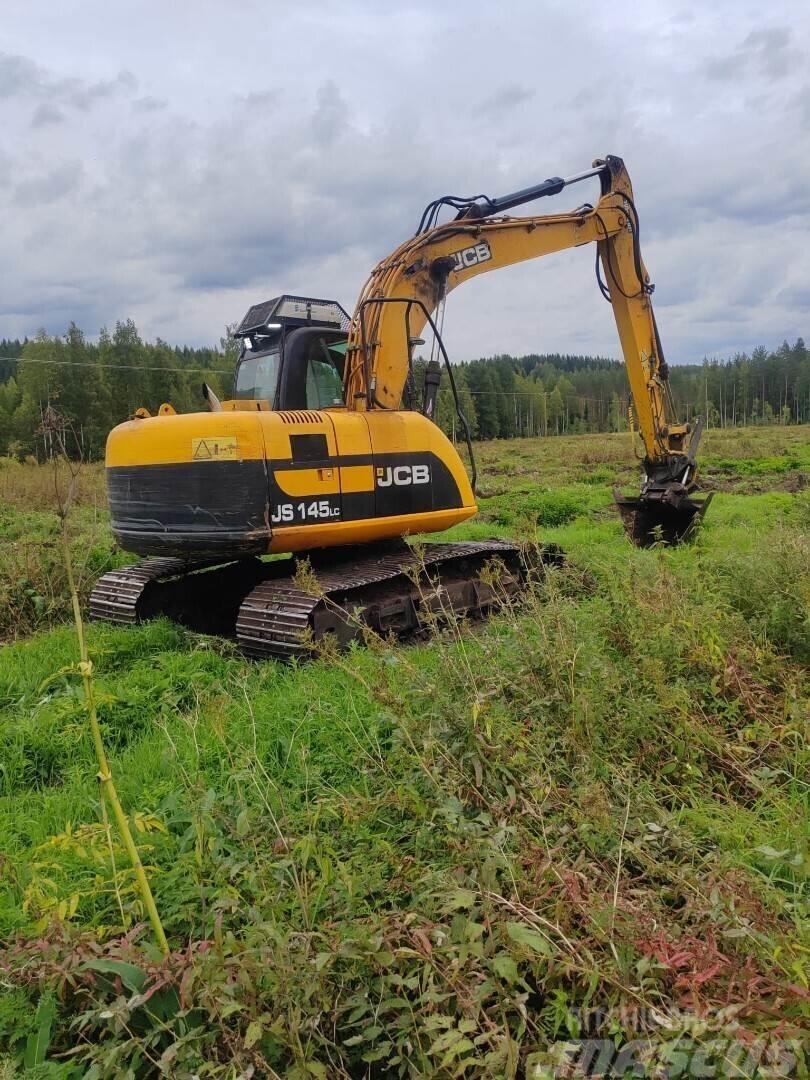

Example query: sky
[2,0,809,364]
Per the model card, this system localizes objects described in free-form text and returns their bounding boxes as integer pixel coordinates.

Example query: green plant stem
[59,520,169,956]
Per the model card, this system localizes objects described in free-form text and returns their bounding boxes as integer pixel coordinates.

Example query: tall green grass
[0,539,807,1072]
[0,427,808,1075]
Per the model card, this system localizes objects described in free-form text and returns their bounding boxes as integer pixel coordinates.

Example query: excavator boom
[344,155,708,542]
[343,156,708,544]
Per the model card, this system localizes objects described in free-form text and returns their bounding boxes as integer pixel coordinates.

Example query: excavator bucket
[614,492,713,547]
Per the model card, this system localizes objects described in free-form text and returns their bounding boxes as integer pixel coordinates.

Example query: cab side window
[305,341,344,408]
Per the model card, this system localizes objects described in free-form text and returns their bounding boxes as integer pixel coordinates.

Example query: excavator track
[90,540,561,660]
[89,558,190,625]
[236,540,555,661]
[89,556,270,636]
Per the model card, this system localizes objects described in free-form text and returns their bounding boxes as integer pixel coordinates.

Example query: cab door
[261,410,341,529]
[328,411,372,523]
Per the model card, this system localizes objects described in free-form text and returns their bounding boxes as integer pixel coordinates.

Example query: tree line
[0,324,234,461]
[428,337,810,440]
[0,324,808,460]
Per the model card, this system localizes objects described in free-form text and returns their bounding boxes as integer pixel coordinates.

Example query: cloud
[132,95,167,113]
[705,26,801,83]
[31,102,64,127]
[310,80,350,146]
[795,84,810,130]
[0,53,40,99]
[239,90,282,110]
[475,83,536,115]
[0,52,137,110]
[0,0,808,364]
[12,160,83,207]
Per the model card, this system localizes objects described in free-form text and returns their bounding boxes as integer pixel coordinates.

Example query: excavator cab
[232,295,349,411]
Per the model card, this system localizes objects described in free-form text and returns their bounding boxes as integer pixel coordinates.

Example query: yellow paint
[274,468,341,496]
[339,464,374,493]
[331,412,371,456]
[270,463,378,498]
[222,399,271,411]
[268,507,472,553]
[107,412,265,467]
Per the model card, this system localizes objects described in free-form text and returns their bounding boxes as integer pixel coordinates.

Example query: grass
[0,457,123,640]
[0,425,808,1076]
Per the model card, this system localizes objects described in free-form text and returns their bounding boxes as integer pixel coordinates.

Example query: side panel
[267,411,477,552]
[333,411,375,522]
[365,412,473,517]
[106,408,477,561]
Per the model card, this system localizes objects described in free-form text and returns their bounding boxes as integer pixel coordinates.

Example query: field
[0,426,808,1077]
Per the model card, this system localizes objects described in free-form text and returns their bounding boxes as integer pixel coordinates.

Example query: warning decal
[192,436,239,461]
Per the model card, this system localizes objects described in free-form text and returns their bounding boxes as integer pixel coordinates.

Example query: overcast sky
[2,0,808,363]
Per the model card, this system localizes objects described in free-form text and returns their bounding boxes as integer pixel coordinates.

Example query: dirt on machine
[90,155,710,658]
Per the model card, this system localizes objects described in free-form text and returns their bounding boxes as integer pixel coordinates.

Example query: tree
[465,362,500,440]
[436,366,478,440]
[11,392,41,459]
[547,386,565,435]
[0,324,807,457]
[108,319,146,421]
[491,359,517,438]
[0,376,21,454]
[59,323,104,458]
[607,391,624,432]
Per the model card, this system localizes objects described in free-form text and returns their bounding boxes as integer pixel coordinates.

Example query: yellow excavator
[90,155,710,658]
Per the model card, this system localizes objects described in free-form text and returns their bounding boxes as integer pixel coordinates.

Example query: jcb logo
[376,464,430,487]
[451,241,492,274]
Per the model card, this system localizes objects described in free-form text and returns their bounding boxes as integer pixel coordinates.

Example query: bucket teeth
[614,492,713,547]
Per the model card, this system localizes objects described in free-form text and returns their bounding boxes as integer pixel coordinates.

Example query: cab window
[234,347,280,401]
[306,354,344,408]
[303,337,345,408]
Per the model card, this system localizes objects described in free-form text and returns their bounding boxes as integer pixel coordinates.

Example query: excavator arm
[344,155,710,543]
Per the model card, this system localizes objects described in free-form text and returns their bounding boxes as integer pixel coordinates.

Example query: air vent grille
[277,410,323,425]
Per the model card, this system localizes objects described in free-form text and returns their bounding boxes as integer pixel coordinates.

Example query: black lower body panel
[107,461,270,559]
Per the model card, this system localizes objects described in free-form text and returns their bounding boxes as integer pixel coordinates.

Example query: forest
[0,324,808,459]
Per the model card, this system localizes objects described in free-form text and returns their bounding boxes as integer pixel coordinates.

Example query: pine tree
[547,386,565,435]
[466,362,500,439]
[108,319,146,421]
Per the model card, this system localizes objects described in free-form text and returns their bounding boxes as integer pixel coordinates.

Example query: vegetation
[1,329,809,458]
[0,425,807,1075]
[0,327,233,461]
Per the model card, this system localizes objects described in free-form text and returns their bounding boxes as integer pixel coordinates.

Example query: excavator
[89,155,710,659]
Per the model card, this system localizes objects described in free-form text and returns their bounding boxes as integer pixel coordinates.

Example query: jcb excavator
[90,155,710,658]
